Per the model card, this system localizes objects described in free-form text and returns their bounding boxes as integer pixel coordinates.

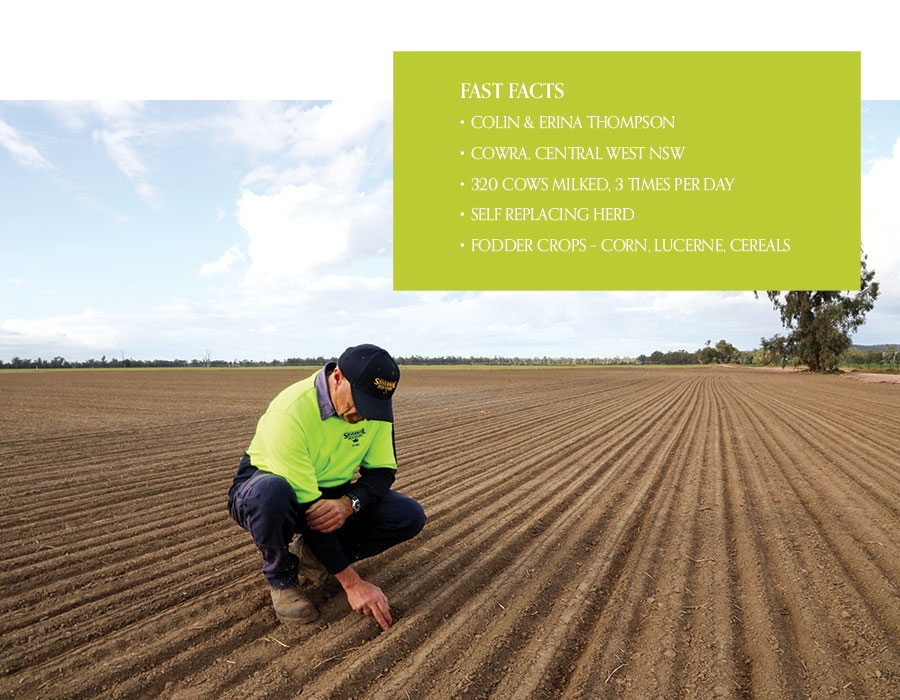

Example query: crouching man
[228,344,425,631]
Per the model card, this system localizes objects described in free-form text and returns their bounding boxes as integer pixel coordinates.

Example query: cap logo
[373,377,397,392]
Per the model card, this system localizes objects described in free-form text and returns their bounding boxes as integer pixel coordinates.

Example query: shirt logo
[343,427,367,445]
[374,377,397,392]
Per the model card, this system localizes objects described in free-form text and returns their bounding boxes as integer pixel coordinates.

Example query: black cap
[338,344,400,422]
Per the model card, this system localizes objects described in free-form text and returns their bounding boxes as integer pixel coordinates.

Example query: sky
[1,6,898,362]
[1,100,898,362]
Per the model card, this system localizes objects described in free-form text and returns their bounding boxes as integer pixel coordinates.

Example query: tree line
[4,343,896,371]
[2,252,887,373]
[0,354,670,369]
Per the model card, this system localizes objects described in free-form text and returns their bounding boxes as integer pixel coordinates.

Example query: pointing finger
[371,601,391,631]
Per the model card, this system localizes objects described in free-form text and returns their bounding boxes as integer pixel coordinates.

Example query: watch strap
[347,493,362,513]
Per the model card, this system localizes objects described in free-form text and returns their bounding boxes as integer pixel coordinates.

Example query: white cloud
[0,310,120,351]
[92,124,161,209]
[92,101,146,125]
[0,118,54,170]
[287,101,392,160]
[859,135,900,336]
[46,101,146,131]
[229,100,393,287]
[862,137,900,283]
[241,147,373,192]
[219,101,301,154]
[304,274,392,293]
[93,128,147,179]
[45,102,88,130]
[81,103,164,209]
[237,179,392,284]
[200,245,244,276]
[220,101,391,162]
[0,285,778,362]
[135,182,159,208]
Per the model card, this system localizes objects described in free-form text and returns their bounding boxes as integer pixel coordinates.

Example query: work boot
[290,536,343,596]
[270,586,318,624]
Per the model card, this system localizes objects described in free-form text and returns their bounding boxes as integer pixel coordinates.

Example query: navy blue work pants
[228,468,425,590]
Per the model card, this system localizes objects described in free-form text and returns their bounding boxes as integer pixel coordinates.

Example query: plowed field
[1,367,898,699]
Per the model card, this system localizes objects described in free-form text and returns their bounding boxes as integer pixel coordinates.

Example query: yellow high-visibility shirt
[246,369,396,504]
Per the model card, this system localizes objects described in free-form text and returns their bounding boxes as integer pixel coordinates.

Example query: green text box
[393,51,860,290]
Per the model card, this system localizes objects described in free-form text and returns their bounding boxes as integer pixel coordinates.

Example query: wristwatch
[346,493,361,514]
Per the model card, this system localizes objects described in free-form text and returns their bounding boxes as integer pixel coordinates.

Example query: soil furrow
[1,367,898,700]
[723,379,888,698]
[245,379,703,699]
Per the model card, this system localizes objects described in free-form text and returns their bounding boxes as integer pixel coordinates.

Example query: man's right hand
[305,497,352,533]
[335,565,392,631]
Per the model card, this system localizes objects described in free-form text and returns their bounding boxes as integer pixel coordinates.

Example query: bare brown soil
[846,372,900,385]
[1,366,898,699]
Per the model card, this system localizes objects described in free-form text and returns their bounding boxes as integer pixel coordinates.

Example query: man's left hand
[306,497,353,533]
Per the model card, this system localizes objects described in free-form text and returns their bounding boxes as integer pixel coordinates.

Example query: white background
[1,1,898,99]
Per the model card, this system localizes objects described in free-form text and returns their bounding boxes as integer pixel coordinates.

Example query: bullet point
[460,243,464,247]
[460,119,464,124]
[459,211,464,216]
[460,151,464,155]
[460,182,464,187]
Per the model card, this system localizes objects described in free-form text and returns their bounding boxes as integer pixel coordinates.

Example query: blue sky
[2,102,250,317]
[862,101,900,170]
[1,99,898,361]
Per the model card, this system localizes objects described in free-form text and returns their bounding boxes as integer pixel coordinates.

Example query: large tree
[762,253,880,372]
